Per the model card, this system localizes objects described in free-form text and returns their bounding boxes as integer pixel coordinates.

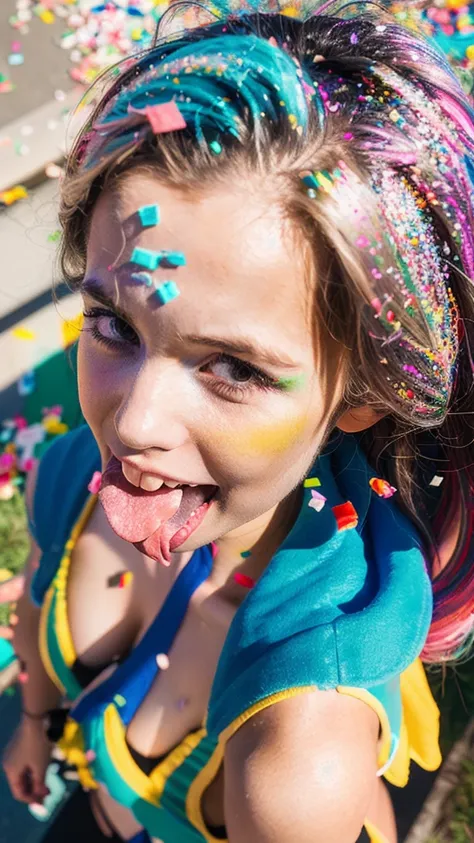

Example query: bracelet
[21,708,48,721]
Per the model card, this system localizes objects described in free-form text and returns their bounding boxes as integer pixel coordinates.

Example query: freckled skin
[79,174,344,551]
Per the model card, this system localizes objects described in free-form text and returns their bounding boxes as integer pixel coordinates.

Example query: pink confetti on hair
[343,132,353,141]
[268,36,278,47]
[145,102,186,135]
[88,471,102,495]
[85,750,96,763]
[371,297,382,314]
[234,572,255,589]
[350,32,358,45]
[356,235,370,249]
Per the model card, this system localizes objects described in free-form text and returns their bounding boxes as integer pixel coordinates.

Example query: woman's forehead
[86,177,314,357]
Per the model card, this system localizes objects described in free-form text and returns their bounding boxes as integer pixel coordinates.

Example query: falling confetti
[369,477,397,499]
[234,572,255,589]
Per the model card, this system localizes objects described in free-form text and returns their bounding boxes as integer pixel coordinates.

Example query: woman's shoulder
[224,687,379,843]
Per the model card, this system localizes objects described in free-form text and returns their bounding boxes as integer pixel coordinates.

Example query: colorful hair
[60,1,474,662]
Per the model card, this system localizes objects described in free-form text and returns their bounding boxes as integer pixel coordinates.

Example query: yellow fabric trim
[53,495,97,669]
[149,728,208,797]
[218,685,315,745]
[38,587,66,695]
[336,686,392,771]
[57,719,98,791]
[364,818,390,843]
[104,705,207,806]
[104,704,160,806]
[186,743,226,843]
[384,659,441,788]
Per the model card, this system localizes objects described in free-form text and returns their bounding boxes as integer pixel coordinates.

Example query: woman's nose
[114,360,190,452]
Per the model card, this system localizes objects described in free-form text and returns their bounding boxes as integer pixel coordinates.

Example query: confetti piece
[87,471,102,494]
[45,163,62,179]
[18,371,35,396]
[176,697,189,711]
[332,501,358,531]
[48,230,61,243]
[118,571,133,589]
[18,671,29,684]
[209,140,222,154]
[161,251,186,268]
[429,475,444,487]
[308,490,327,512]
[131,246,161,270]
[114,694,126,707]
[240,550,251,558]
[137,204,160,227]
[42,418,68,435]
[9,613,18,626]
[85,750,96,763]
[211,542,219,560]
[156,653,170,670]
[131,271,153,287]
[303,477,321,488]
[145,102,186,134]
[8,53,24,66]
[234,572,255,589]
[154,281,180,305]
[61,313,83,347]
[0,568,13,583]
[369,477,397,499]
[12,326,35,341]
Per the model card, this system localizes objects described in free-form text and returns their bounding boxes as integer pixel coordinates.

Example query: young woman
[4,3,473,842]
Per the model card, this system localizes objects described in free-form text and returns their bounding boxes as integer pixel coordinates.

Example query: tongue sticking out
[99,459,182,544]
[99,457,214,566]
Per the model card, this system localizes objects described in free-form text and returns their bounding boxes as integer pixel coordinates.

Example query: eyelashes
[82,307,286,400]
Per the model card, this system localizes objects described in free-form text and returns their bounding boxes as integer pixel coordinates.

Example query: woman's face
[79,173,343,560]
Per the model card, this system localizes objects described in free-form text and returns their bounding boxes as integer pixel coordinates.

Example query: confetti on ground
[12,326,35,340]
[430,474,444,487]
[0,185,28,208]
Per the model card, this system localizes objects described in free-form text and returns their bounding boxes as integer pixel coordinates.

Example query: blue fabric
[30,425,100,607]
[128,831,151,843]
[71,544,213,724]
[207,434,433,739]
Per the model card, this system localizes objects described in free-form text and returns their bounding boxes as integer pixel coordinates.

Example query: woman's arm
[3,468,61,803]
[224,688,380,843]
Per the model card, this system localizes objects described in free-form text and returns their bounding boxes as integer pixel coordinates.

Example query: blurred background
[0,2,472,842]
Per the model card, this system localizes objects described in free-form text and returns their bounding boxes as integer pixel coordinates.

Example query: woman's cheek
[211,412,311,461]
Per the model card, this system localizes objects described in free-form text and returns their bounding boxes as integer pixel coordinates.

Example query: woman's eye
[208,355,256,384]
[201,353,279,398]
[83,307,138,348]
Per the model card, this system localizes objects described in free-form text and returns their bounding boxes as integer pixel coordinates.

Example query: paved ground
[0,179,80,419]
[1,2,74,127]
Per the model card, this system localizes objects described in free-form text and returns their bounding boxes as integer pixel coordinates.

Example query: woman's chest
[63,505,230,755]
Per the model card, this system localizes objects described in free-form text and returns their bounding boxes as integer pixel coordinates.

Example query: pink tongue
[99,462,182,543]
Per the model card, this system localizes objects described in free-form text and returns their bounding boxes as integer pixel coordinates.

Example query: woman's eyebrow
[82,278,132,323]
[83,279,299,369]
[183,334,298,369]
